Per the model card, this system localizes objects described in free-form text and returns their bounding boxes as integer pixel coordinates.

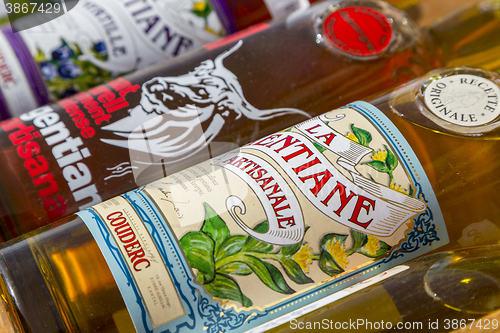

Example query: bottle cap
[418,68,500,133]
[389,67,500,137]
[321,6,392,57]
[422,73,500,127]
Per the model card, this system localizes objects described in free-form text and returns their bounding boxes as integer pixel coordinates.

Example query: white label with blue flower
[16,0,221,103]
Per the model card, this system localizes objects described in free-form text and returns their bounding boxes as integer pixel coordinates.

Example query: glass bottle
[0,0,314,119]
[0,0,443,241]
[0,65,499,332]
[209,0,310,34]
[427,0,500,73]
[264,245,500,333]
[0,0,221,119]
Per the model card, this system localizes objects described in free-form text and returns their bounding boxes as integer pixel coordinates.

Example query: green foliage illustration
[346,124,410,194]
[190,1,214,32]
[179,203,391,307]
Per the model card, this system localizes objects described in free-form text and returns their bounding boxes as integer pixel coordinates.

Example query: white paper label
[424,74,500,127]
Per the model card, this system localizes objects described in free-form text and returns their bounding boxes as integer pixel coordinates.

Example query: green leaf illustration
[351,124,372,147]
[179,231,215,284]
[217,262,252,276]
[346,230,368,255]
[216,235,246,261]
[363,160,390,173]
[191,1,212,18]
[279,258,314,284]
[319,251,344,276]
[201,202,230,254]
[319,233,349,276]
[73,43,82,56]
[279,226,310,256]
[35,48,45,62]
[313,142,327,153]
[384,145,398,171]
[242,221,274,253]
[358,240,392,258]
[320,233,348,249]
[204,273,252,307]
[60,38,73,52]
[241,255,295,294]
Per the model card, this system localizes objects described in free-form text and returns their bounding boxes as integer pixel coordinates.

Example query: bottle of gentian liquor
[0,0,444,241]
[0,0,314,119]
[0,66,499,332]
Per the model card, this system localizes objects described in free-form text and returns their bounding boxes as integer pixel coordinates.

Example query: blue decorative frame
[79,101,448,333]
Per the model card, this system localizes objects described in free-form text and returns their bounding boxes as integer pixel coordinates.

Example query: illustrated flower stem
[215,252,281,270]
[215,251,324,271]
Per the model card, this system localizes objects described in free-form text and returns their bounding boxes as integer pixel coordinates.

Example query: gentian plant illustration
[347,123,412,195]
[179,202,391,307]
[35,38,113,99]
[178,123,423,306]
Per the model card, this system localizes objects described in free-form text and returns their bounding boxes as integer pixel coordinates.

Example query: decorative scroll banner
[212,152,305,246]
[243,122,426,237]
[296,114,373,174]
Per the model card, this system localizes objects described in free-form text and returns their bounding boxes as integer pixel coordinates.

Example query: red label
[322,6,392,57]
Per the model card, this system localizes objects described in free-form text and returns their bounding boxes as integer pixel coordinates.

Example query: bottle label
[321,6,392,57]
[78,101,448,332]
[0,29,39,118]
[423,74,500,127]
[4,0,222,117]
[0,40,309,238]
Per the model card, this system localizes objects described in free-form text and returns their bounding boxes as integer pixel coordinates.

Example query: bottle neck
[0,266,21,333]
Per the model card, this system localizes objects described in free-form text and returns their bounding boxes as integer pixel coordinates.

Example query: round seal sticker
[322,6,392,57]
[423,74,500,127]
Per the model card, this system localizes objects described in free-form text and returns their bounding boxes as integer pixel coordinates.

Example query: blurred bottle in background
[0,0,316,119]
[210,0,310,34]
[428,0,500,72]
[0,0,444,241]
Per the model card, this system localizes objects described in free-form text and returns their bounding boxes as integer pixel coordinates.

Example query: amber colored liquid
[0,1,442,242]
[267,246,500,333]
[371,93,500,254]
[429,0,500,72]
[0,217,133,332]
[3,73,500,331]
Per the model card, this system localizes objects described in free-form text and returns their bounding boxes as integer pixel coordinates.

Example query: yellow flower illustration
[325,238,349,269]
[347,132,359,143]
[372,149,387,161]
[293,244,314,273]
[362,235,381,256]
[390,182,409,195]
[193,1,208,12]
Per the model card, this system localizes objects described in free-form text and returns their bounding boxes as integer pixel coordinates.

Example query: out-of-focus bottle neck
[0,274,21,333]
[303,0,432,61]
[428,0,500,72]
